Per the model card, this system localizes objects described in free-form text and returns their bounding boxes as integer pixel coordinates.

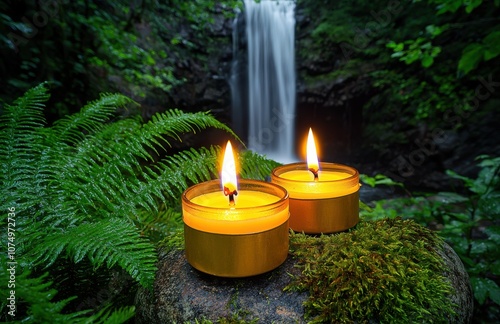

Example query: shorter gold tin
[288,191,359,234]
[271,162,360,234]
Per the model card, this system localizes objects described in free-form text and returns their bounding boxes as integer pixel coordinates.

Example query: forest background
[1,0,499,322]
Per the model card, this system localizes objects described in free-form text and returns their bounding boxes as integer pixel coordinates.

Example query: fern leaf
[0,267,91,323]
[54,109,232,220]
[30,218,157,288]
[238,150,281,180]
[1,86,266,321]
[135,205,182,241]
[130,146,218,204]
[85,306,136,324]
[50,93,135,145]
[90,146,219,220]
[107,147,281,220]
[138,109,239,151]
[0,261,134,323]
[0,83,49,198]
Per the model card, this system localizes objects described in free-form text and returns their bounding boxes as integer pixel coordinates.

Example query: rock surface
[135,242,473,323]
[437,242,475,323]
[135,249,307,323]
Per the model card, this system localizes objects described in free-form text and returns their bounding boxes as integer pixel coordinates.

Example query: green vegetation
[0,0,241,117]
[287,218,455,323]
[361,155,500,321]
[1,0,499,322]
[298,0,499,152]
[0,83,277,322]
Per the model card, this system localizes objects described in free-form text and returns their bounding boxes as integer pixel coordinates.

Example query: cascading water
[231,0,297,162]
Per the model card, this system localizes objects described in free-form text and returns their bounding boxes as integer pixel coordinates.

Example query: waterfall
[231,0,297,163]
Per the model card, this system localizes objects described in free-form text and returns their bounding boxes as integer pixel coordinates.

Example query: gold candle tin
[181,179,289,277]
[271,162,360,234]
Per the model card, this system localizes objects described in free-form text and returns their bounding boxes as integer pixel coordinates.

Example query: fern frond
[0,267,90,323]
[110,147,281,221]
[87,305,136,324]
[135,205,182,242]
[0,83,49,203]
[238,150,281,180]
[54,109,230,220]
[138,109,239,153]
[0,82,49,134]
[31,218,157,288]
[95,146,218,221]
[50,109,233,218]
[50,93,135,145]
[0,262,135,324]
[154,146,219,191]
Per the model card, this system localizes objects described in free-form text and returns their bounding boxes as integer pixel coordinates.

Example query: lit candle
[182,141,290,277]
[271,128,360,234]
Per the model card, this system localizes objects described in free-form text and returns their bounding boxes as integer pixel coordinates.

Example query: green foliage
[458,30,500,75]
[70,1,184,98]
[443,156,500,310]
[297,0,498,146]
[0,83,279,321]
[0,268,87,323]
[0,261,137,323]
[388,0,500,75]
[238,150,281,180]
[360,173,404,188]
[297,0,399,63]
[287,218,455,323]
[85,16,179,97]
[0,0,242,116]
[368,69,474,124]
[91,306,136,324]
[422,0,492,15]
[298,0,498,146]
[361,155,500,321]
[31,218,157,288]
[386,24,445,68]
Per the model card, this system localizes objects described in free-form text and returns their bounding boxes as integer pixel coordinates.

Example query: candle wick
[309,168,319,182]
[224,186,238,206]
[228,193,236,206]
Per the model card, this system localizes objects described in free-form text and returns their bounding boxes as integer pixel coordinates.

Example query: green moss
[158,226,185,252]
[287,218,456,323]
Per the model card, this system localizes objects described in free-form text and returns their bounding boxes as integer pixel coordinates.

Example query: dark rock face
[293,4,375,163]
[131,5,236,123]
[135,242,473,323]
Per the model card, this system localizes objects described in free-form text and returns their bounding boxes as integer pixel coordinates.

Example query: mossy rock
[287,217,472,323]
[135,218,473,323]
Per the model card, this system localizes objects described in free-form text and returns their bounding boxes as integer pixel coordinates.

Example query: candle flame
[221,140,238,205]
[307,128,319,178]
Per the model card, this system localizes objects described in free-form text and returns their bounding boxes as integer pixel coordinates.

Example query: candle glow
[221,141,238,205]
[270,127,360,234]
[306,128,319,180]
[182,141,289,234]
